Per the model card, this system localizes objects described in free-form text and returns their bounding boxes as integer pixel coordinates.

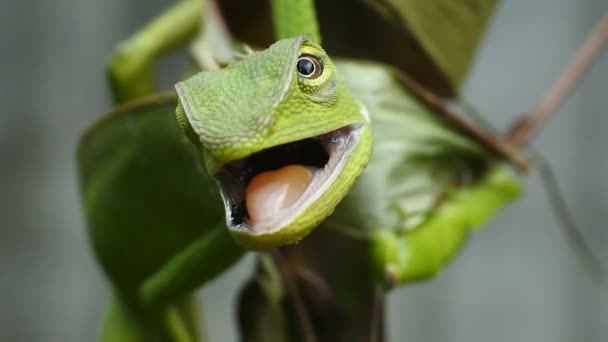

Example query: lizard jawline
[216,123,362,235]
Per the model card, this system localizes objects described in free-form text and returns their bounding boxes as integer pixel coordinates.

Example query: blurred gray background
[1,0,607,341]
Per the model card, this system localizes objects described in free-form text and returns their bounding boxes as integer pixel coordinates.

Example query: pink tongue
[246,165,314,224]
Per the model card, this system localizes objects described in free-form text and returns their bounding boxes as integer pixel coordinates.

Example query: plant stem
[269,248,317,342]
[396,72,531,172]
[506,12,608,147]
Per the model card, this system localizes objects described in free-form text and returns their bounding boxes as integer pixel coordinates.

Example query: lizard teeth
[245,165,314,227]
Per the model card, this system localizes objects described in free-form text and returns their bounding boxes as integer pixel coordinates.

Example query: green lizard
[78,0,520,340]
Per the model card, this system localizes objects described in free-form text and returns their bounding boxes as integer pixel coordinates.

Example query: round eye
[296,55,323,79]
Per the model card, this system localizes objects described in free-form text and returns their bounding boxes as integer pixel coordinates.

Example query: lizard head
[175,34,372,249]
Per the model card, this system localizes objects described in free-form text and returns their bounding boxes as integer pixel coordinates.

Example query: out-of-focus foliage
[365,0,498,92]
[78,95,242,298]
[218,0,498,96]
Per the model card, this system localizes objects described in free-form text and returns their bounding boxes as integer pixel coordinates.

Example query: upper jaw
[215,122,364,236]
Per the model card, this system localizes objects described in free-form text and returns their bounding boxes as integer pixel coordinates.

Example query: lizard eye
[296,55,323,79]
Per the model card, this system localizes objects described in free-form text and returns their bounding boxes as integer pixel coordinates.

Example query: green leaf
[365,0,498,91]
[331,60,520,286]
[370,168,521,286]
[77,94,237,296]
[218,0,498,96]
[329,60,494,234]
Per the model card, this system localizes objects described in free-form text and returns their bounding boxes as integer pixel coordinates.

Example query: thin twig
[534,154,608,289]
[502,12,608,290]
[269,248,317,342]
[507,12,608,147]
[396,72,531,172]
[461,93,608,289]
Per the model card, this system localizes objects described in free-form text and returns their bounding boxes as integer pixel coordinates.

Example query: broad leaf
[335,61,520,285]
[78,95,241,296]
[218,0,498,96]
[364,0,498,91]
[331,60,495,234]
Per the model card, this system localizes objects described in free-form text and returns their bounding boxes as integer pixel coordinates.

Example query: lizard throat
[216,123,363,235]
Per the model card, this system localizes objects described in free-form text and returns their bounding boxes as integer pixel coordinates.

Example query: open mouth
[216,123,363,234]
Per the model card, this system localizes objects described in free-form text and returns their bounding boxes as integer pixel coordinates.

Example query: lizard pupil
[297,57,315,77]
